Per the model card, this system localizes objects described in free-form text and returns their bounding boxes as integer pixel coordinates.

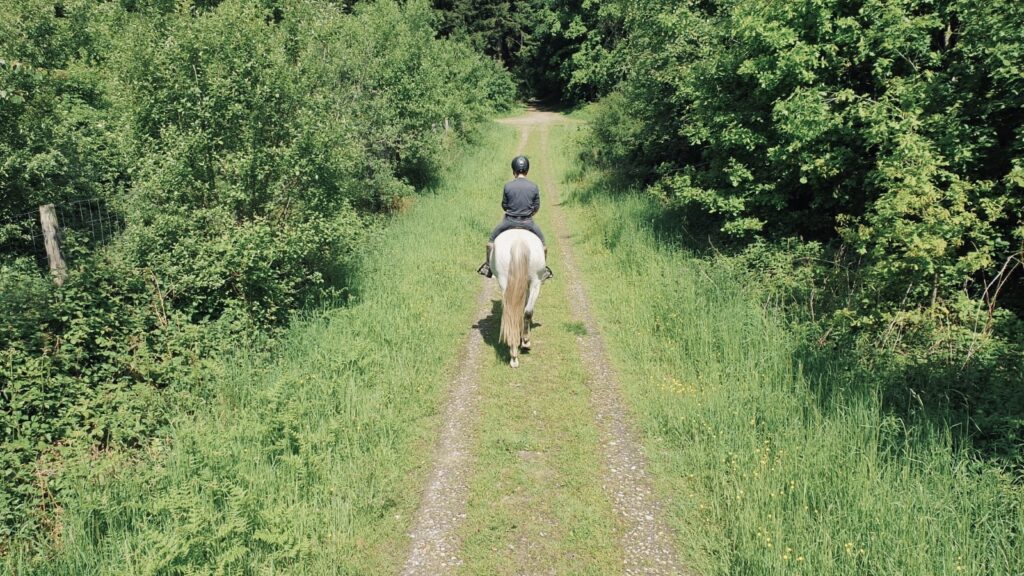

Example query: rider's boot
[541,246,554,281]
[477,243,494,278]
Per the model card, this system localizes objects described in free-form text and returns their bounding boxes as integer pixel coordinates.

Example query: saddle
[477,260,553,281]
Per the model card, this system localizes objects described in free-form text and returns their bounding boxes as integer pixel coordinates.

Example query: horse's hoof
[510,358,519,368]
[521,340,531,351]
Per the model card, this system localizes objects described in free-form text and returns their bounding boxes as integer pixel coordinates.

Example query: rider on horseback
[478,155,554,280]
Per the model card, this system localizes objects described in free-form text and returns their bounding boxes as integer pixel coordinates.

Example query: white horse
[491,229,546,368]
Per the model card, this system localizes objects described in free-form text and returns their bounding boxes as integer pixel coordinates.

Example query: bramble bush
[1,0,512,542]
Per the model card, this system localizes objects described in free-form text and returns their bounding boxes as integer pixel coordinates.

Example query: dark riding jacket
[490,177,545,244]
[502,177,540,218]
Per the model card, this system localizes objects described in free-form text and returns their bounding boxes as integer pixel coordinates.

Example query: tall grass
[5,125,517,575]
[556,124,1024,575]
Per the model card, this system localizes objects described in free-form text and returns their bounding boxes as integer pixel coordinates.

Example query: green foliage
[562,141,1024,575]
[1,0,512,545]
[1,253,198,541]
[585,0,1024,444]
[4,123,516,574]
[0,0,122,229]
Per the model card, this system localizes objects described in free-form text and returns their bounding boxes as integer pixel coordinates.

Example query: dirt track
[402,108,686,575]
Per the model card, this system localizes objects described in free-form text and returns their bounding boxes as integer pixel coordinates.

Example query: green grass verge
[554,123,1024,576]
[5,124,516,575]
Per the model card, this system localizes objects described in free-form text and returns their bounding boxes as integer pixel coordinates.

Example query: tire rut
[403,111,687,575]
[400,278,491,575]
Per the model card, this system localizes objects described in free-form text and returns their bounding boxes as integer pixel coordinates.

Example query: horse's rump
[492,229,545,367]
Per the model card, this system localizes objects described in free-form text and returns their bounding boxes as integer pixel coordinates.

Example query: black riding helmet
[511,155,530,175]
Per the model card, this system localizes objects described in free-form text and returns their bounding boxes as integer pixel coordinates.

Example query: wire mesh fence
[0,198,124,272]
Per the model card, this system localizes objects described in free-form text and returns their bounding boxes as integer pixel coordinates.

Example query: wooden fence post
[39,203,66,286]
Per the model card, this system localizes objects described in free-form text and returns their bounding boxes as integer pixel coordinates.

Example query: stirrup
[541,266,554,281]
[477,262,492,278]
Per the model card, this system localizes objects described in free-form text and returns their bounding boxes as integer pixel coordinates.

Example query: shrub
[1,0,513,542]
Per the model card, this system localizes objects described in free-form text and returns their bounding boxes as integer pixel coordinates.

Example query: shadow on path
[475,298,544,363]
[474,299,505,362]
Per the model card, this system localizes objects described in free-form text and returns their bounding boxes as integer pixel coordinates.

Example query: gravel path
[402,110,687,575]
[538,124,688,575]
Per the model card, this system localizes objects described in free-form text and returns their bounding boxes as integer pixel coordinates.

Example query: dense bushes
[583,0,1023,462]
[1,0,512,542]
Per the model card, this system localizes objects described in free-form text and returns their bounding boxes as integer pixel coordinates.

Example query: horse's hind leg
[510,345,519,368]
[522,280,540,351]
[521,310,532,351]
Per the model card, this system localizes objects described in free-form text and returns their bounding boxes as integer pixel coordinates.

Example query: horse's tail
[500,240,529,351]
